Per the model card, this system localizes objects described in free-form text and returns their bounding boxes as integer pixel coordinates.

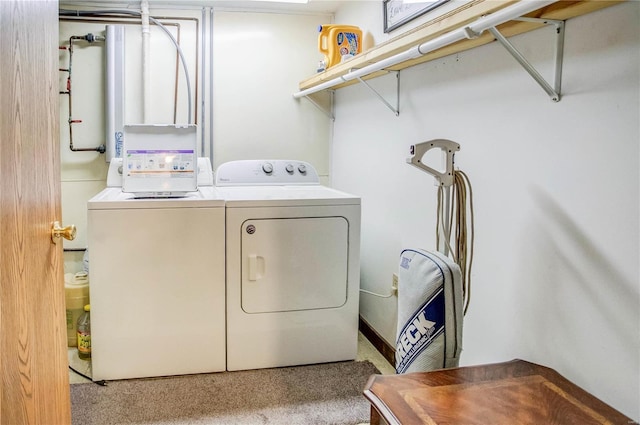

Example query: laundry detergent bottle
[318,25,362,69]
[77,304,91,360]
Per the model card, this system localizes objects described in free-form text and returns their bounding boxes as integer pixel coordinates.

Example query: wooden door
[0,1,72,423]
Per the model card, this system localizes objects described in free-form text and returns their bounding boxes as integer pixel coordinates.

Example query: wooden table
[363,359,632,425]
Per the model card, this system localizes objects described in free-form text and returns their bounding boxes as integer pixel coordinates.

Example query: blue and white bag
[395,248,463,374]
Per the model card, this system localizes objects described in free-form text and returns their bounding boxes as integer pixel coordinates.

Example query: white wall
[333,1,639,420]
[335,0,471,47]
[212,11,332,176]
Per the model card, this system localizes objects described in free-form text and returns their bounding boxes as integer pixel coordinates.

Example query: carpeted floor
[71,360,379,425]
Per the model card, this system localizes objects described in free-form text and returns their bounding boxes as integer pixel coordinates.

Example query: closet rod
[292,0,558,99]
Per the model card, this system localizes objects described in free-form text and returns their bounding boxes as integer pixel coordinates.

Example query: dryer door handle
[248,254,264,281]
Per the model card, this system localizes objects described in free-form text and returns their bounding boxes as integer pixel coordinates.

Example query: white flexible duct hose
[141,0,150,123]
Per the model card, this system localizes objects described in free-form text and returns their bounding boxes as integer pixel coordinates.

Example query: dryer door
[241,217,349,313]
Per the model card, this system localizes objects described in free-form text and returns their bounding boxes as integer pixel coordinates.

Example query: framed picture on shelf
[383,0,450,33]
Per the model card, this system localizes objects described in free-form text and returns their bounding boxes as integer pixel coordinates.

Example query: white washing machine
[88,158,226,381]
[215,160,361,371]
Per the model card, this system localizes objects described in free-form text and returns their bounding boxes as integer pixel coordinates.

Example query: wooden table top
[363,359,632,425]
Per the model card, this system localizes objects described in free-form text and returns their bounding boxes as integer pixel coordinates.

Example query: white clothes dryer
[216,160,361,371]
[88,158,226,381]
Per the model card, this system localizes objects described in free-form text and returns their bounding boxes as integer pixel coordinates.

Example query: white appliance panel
[215,159,319,186]
[241,217,348,313]
[89,202,225,380]
[226,204,360,371]
[122,124,198,197]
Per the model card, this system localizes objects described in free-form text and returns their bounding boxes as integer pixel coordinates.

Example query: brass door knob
[51,221,76,243]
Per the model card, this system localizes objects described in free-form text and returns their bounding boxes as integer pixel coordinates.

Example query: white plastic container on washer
[121,124,198,198]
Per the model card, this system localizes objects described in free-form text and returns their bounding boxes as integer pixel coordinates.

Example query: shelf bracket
[355,70,400,116]
[488,17,565,102]
[302,92,334,121]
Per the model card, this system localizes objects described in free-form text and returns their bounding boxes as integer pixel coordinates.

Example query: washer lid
[87,186,225,209]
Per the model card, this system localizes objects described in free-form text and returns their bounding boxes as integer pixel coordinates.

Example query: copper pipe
[64,34,106,152]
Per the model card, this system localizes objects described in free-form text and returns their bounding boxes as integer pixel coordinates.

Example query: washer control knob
[262,162,273,174]
[298,164,307,174]
[285,164,294,174]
